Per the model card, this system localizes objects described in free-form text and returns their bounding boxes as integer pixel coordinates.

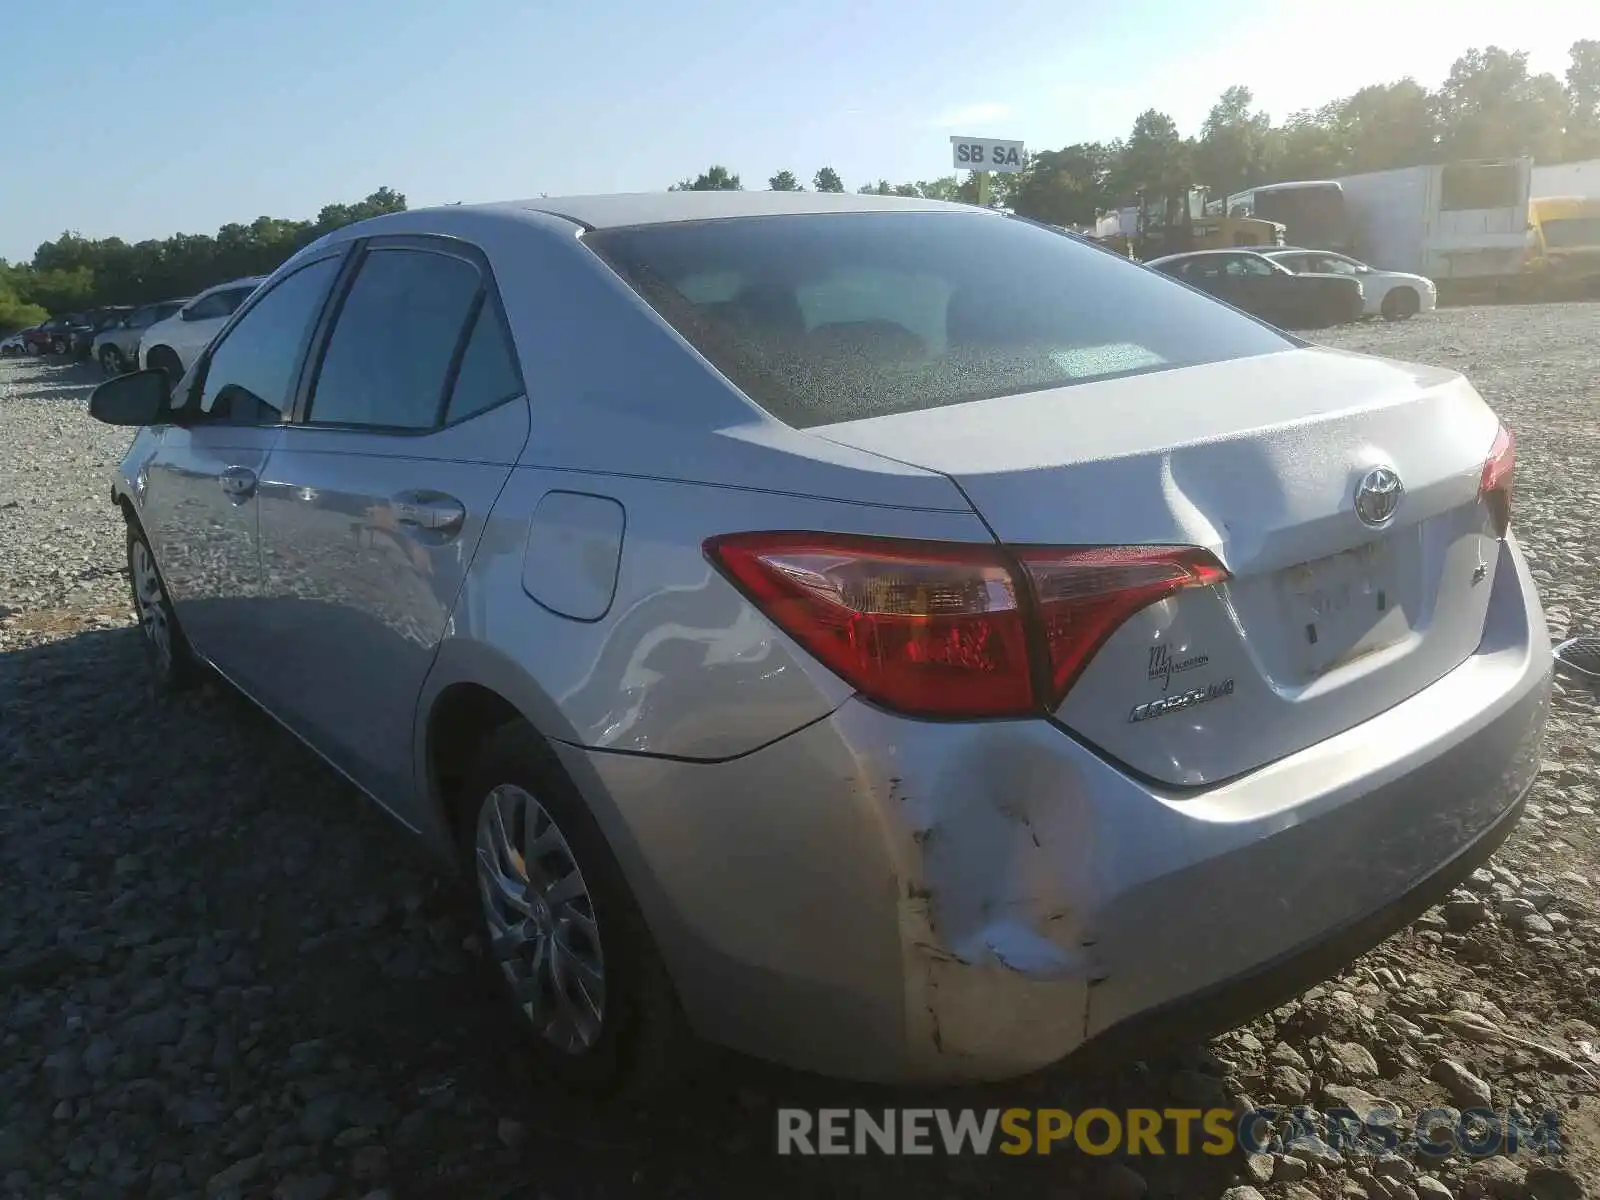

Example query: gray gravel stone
[1431,1058,1494,1109]
[1327,1039,1381,1080]
[1523,1164,1586,1199]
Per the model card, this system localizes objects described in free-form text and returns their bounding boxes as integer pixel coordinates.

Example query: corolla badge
[1353,466,1403,527]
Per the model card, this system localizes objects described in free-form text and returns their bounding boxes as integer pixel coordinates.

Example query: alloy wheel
[475,784,607,1055]
[130,539,172,673]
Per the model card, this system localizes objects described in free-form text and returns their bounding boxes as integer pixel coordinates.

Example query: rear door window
[186,287,255,321]
[586,213,1291,428]
[306,247,483,430]
[1229,255,1275,278]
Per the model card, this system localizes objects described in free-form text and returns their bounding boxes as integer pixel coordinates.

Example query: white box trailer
[1337,158,1532,281]
[1094,206,1141,238]
[1532,158,1600,199]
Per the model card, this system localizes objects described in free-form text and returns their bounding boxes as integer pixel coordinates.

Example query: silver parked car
[91,298,191,376]
[88,193,1550,1095]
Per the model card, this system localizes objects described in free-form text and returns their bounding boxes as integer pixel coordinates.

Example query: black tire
[145,346,183,386]
[1381,287,1420,321]
[125,519,199,695]
[99,344,126,376]
[456,721,693,1101]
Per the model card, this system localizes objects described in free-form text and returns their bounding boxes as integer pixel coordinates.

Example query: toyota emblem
[1354,466,1403,527]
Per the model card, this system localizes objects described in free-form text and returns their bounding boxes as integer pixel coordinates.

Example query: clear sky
[0,0,1584,262]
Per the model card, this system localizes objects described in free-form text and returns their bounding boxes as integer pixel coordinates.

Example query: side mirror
[89,370,174,427]
[179,307,203,322]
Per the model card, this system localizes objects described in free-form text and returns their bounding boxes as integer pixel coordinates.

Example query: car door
[254,236,531,811]
[1227,253,1304,322]
[135,254,346,697]
[1181,256,1242,306]
[118,306,160,356]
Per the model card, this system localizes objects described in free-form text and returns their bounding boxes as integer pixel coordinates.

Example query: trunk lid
[812,346,1506,786]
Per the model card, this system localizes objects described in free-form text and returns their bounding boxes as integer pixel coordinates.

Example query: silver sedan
[88,191,1550,1095]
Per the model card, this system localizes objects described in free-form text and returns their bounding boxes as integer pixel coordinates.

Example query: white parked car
[1263,248,1436,320]
[138,276,265,379]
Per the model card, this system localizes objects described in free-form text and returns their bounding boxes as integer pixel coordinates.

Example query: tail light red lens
[1479,423,1515,538]
[1018,546,1231,706]
[704,532,1229,720]
[705,532,1033,718]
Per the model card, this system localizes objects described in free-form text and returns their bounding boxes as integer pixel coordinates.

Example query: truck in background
[1532,157,1600,200]
[1093,187,1284,259]
[1520,194,1600,298]
[1215,181,1355,256]
[1216,159,1533,298]
[1336,158,1532,291]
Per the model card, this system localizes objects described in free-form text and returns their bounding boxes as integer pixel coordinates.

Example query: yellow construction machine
[1132,187,1285,259]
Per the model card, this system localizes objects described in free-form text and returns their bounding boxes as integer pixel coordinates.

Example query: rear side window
[445,297,523,422]
[187,286,255,321]
[308,248,481,429]
[585,212,1292,428]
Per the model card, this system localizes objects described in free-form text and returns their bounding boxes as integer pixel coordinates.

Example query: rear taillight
[1017,546,1231,706]
[1479,423,1515,538]
[704,532,1228,720]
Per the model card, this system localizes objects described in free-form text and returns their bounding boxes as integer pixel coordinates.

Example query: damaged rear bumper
[554,537,1551,1084]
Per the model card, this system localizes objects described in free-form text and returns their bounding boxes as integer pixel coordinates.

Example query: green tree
[0,265,48,332]
[812,166,844,193]
[1337,80,1439,174]
[11,266,97,313]
[911,176,963,201]
[1266,104,1346,184]
[1566,39,1600,159]
[16,188,408,314]
[671,165,742,191]
[767,169,803,191]
[1008,144,1114,226]
[313,187,407,234]
[1192,86,1274,200]
[1434,46,1566,162]
[1110,109,1191,203]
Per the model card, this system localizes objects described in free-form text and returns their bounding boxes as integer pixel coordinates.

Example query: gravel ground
[2,304,1599,1200]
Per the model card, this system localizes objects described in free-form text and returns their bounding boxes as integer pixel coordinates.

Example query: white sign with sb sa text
[950,137,1026,173]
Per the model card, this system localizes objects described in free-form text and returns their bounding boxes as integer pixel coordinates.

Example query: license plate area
[1275,539,1409,679]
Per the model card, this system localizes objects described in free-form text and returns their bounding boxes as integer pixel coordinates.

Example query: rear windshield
[584,211,1293,429]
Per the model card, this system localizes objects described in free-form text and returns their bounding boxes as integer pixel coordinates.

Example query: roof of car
[1249,179,1342,191]
[193,276,266,298]
[1145,248,1273,265]
[464,190,982,230]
